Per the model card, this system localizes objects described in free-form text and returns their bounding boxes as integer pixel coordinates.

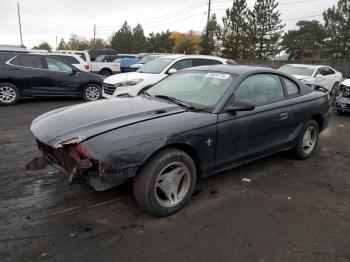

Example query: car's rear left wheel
[0,82,20,105]
[133,148,197,216]
[83,84,102,101]
[293,119,319,159]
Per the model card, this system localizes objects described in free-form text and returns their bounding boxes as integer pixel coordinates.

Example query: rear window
[76,52,86,61]
[50,55,79,64]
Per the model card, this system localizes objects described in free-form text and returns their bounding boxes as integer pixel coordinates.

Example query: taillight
[84,64,90,70]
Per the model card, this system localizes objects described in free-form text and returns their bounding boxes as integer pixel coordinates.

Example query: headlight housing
[115,79,143,87]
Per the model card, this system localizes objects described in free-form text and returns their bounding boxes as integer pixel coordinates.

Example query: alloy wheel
[0,86,16,103]
[302,126,317,154]
[85,85,100,101]
[154,162,191,208]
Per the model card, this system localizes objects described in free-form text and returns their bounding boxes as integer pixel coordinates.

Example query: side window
[76,53,86,61]
[170,59,193,71]
[192,59,223,66]
[324,67,335,75]
[17,55,43,69]
[283,77,299,96]
[235,74,285,105]
[45,57,73,72]
[9,56,21,66]
[51,56,79,64]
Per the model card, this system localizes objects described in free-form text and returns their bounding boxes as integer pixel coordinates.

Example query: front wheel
[133,148,197,216]
[83,84,102,101]
[293,120,319,159]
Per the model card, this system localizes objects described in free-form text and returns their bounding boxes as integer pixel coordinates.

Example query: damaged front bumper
[26,139,137,191]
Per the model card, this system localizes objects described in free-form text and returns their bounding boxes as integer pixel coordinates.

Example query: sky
[0,0,338,49]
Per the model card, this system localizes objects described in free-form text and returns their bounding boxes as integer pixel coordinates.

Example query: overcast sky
[0,0,337,49]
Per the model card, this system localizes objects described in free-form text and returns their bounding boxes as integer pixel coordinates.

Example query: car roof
[160,54,227,61]
[283,64,322,69]
[182,64,277,75]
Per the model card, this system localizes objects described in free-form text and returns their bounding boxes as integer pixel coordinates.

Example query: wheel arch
[311,114,324,130]
[99,68,112,74]
[0,78,22,95]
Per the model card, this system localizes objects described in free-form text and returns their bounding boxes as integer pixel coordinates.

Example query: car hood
[103,72,165,84]
[30,97,184,147]
[341,79,350,87]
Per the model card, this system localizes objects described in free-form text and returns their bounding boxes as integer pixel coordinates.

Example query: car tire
[99,69,112,77]
[0,82,20,105]
[83,84,102,101]
[293,120,319,159]
[133,148,197,216]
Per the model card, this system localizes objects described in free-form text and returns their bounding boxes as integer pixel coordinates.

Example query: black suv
[0,52,103,105]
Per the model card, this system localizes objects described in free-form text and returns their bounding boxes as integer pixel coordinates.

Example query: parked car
[91,54,140,76]
[333,77,350,114]
[45,53,90,72]
[278,64,343,92]
[86,49,117,62]
[102,55,230,98]
[116,57,141,72]
[95,54,136,63]
[0,52,103,105]
[130,54,165,71]
[26,65,330,216]
[57,50,91,71]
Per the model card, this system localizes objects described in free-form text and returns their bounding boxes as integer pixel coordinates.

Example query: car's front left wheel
[133,148,197,216]
[83,84,102,101]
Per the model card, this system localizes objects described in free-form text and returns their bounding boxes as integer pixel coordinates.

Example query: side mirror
[168,68,177,74]
[225,99,255,112]
[315,74,323,79]
[71,67,79,74]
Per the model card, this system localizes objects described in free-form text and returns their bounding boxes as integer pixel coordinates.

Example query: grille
[103,83,116,95]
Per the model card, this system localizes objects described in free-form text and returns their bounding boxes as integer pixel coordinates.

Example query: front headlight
[115,78,143,87]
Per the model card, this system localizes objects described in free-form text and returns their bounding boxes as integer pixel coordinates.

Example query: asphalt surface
[0,98,349,262]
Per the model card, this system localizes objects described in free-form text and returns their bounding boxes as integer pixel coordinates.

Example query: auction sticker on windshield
[205,73,230,79]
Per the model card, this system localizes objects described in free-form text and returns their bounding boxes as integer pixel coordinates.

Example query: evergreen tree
[32,41,52,52]
[146,30,175,53]
[57,38,68,50]
[132,24,147,53]
[281,20,326,61]
[200,14,221,55]
[221,0,250,60]
[250,0,284,59]
[323,0,350,58]
[177,38,196,54]
[110,21,134,53]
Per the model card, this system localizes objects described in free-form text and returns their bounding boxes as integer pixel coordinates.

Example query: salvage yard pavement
[0,98,350,262]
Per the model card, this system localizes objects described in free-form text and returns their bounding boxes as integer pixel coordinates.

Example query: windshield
[147,71,237,108]
[279,65,315,76]
[139,58,175,74]
[139,55,158,64]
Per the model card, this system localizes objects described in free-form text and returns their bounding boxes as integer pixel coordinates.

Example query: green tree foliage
[57,38,68,50]
[200,14,221,55]
[177,38,195,54]
[110,21,134,53]
[281,20,326,61]
[89,38,107,50]
[32,41,52,51]
[132,24,147,53]
[146,30,175,53]
[250,0,285,59]
[323,0,350,58]
[221,0,250,60]
[66,34,90,50]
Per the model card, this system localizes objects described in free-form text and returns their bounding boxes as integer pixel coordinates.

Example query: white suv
[48,53,90,72]
[102,55,230,98]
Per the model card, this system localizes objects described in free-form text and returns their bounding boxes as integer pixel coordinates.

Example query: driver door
[215,73,295,171]
[44,57,81,96]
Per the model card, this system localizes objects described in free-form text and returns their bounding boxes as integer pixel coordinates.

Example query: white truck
[90,61,121,77]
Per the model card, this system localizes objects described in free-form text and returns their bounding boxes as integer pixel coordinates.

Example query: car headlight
[115,79,143,87]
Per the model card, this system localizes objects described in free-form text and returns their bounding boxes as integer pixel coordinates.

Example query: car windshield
[147,71,237,108]
[139,55,158,64]
[138,58,175,74]
[279,65,315,76]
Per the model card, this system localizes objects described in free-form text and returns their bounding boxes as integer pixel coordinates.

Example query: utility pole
[206,0,211,31]
[17,2,23,47]
[55,36,58,51]
[93,24,96,49]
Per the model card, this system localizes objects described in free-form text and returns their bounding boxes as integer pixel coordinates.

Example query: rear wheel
[83,84,102,101]
[133,148,197,216]
[99,69,112,77]
[0,82,20,105]
[293,120,319,159]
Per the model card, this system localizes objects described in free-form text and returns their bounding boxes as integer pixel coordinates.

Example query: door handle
[49,72,56,74]
[280,112,289,120]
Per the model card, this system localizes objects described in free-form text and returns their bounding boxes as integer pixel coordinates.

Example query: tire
[83,84,102,101]
[133,148,197,216]
[0,82,20,105]
[99,69,112,77]
[293,120,319,160]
